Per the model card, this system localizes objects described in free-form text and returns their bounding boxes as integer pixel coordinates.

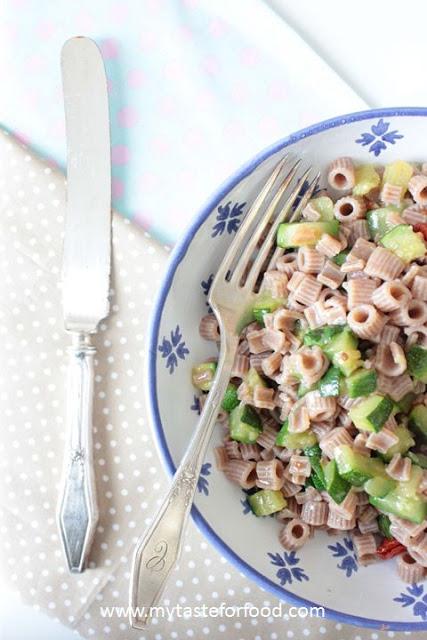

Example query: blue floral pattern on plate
[201,273,214,311]
[211,201,246,237]
[197,462,211,496]
[394,584,427,621]
[328,536,358,577]
[190,395,201,415]
[268,550,309,586]
[355,118,403,156]
[158,325,189,374]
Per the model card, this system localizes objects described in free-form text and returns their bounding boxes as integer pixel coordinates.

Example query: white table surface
[3,1,427,638]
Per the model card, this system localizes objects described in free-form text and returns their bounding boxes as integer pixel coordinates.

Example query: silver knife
[57,36,111,573]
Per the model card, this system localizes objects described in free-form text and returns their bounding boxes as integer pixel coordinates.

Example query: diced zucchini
[332,250,349,266]
[275,419,317,449]
[322,327,363,377]
[353,164,381,196]
[252,295,285,325]
[377,513,393,539]
[248,489,287,516]
[324,459,351,503]
[349,394,394,432]
[318,366,342,397]
[229,403,262,444]
[383,160,413,190]
[369,465,427,524]
[191,361,217,391]
[346,368,377,398]
[335,444,387,486]
[308,196,335,221]
[366,206,401,241]
[407,451,427,469]
[407,346,427,384]
[409,405,427,443]
[304,444,326,491]
[396,392,416,415]
[277,220,340,248]
[380,224,426,263]
[245,367,267,391]
[381,425,415,461]
[364,476,396,498]
[221,384,240,412]
[304,325,346,348]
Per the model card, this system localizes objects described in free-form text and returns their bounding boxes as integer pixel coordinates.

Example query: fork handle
[129,335,237,628]
[57,332,99,573]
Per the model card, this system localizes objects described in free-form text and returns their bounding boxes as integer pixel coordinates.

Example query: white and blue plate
[148,108,427,631]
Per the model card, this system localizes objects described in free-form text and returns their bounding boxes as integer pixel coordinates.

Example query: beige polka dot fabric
[0,128,423,640]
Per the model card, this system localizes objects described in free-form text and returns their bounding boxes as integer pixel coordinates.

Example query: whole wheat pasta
[364,246,405,280]
[390,300,427,326]
[334,490,358,519]
[327,509,356,530]
[402,205,427,225]
[301,501,328,526]
[371,280,411,312]
[277,496,301,519]
[366,428,399,454]
[408,174,427,205]
[349,237,376,261]
[311,421,333,440]
[295,347,329,386]
[239,443,261,461]
[407,533,427,567]
[255,459,285,490]
[281,479,303,498]
[375,342,407,377]
[237,381,253,404]
[279,518,311,550]
[316,233,342,258]
[288,454,311,478]
[302,201,321,221]
[249,352,271,373]
[402,263,423,286]
[411,275,427,301]
[260,448,276,461]
[297,246,325,273]
[224,460,257,489]
[317,260,345,289]
[262,328,287,352]
[348,219,370,243]
[199,313,220,341]
[253,386,276,410]
[381,182,403,206]
[418,471,427,496]
[263,270,289,299]
[288,405,310,433]
[387,373,414,402]
[247,329,269,354]
[305,391,337,421]
[327,157,355,191]
[340,256,365,273]
[296,486,323,503]
[304,303,326,329]
[334,196,366,222]
[358,519,379,535]
[224,438,242,460]
[319,427,353,459]
[358,505,378,524]
[287,270,306,292]
[347,278,378,309]
[292,274,323,306]
[276,252,298,276]
[231,353,250,378]
[352,533,377,565]
[397,553,426,583]
[380,324,400,343]
[261,352,282,378]
[237,339,250,355]
[347,304,385,340]
[214,446,229,471]
[272,308,302,331]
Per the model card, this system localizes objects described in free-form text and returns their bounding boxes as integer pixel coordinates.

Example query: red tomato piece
[377,538,406,560]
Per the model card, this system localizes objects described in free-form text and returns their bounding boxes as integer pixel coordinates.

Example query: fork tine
[213,155,288,283]
[244,171,319,291]
[229,159,302,286]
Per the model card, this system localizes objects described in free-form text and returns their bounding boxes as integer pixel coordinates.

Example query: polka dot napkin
[0,128,422,640]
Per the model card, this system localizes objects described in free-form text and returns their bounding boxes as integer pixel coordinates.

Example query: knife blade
[57,36,111,573]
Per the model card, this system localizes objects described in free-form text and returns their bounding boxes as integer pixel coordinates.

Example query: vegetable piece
[409,404,427,443]
[229,403,262,444]
[221,384,240,412]
[396,392,416,415]
[324,459,350,503]
[332,250,349,266]
[335,444,387,486]
[308,196,335,221]
[318,366,342,397]
[297,381,317,398]
[377,538,406,560]
[413,222,427,241]
[304,444,327,491]
[364,476,396,498]
[380,224,426,263]
[369,465,427,524]
[377,513,393,539]
[407,451,427,470]
[349,394,394,432]
[248,489,287,516]
[383,160,413,190]
[277,220,340,248]
[275,419,317,449]
[346,368,377,398]
[304,325,345,348]
[245,367,267,391]
[252,295,285,325]
[353,164,381,196]
[191,361,217,391]
[407,346,427,384]
[322,326,363,377]
[366,206,401,240]
[381,425,415,461]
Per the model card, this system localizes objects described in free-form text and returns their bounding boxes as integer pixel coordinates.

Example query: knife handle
[58,332,99,573]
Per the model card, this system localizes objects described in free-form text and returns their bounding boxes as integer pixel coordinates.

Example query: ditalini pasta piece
[297,247,325,273]
[386,453,412,482]
[358,519,379,535]
[277,496,301,519]
[364,247,405,280]
[302,201,321,221]
[253,386,276,410]
[333,490,358,519]
[334,196,366,222]
[386,373,414,402]
[288,455,311,478]
[301,501,328,526]
[279,518,311,550]
[390,300,427,326]
[261,352,282,378]
[317,260,345,289]
[292,274,323,306]
[327,507,356,530]
[411,275,427,300]
[316,233,342,258]
[347,304,385,340]
[239,443,261,461]
[305,391,336,421]
[295,347,329,386]
[348,219,370,243]
[214,446,229,471]
[347,278,378,308]
[262,328,287,352]
[375,341,407,377]
[224,460,257,489]
[288,405,310,433]
[371,280,411,312]
[348,237,376,262]
[380,182,403,206]
[366,428,399,454]
[263,270,289,299]
[276,253,298,277]
[352,533,377,565]
[319,427,353,459]
[247,329,269,354]
[408,173,427,205]
[272,308,302,331]
[224,438,242,460]
[407,532,427,567]
[402,204,427,225]
[327,157,355,191]
[231,353,250,378]
[397,553,426,583]
[380,324,400,343]
[199,314,220,340]
[281,479,303,498]
[256,459,285,490]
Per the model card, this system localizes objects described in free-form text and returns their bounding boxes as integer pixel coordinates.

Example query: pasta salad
[192,159,427,583]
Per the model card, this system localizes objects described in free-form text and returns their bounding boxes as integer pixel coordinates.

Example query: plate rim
[147,107,427,631]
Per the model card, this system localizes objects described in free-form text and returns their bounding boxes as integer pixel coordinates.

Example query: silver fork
[129,156,319,628]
